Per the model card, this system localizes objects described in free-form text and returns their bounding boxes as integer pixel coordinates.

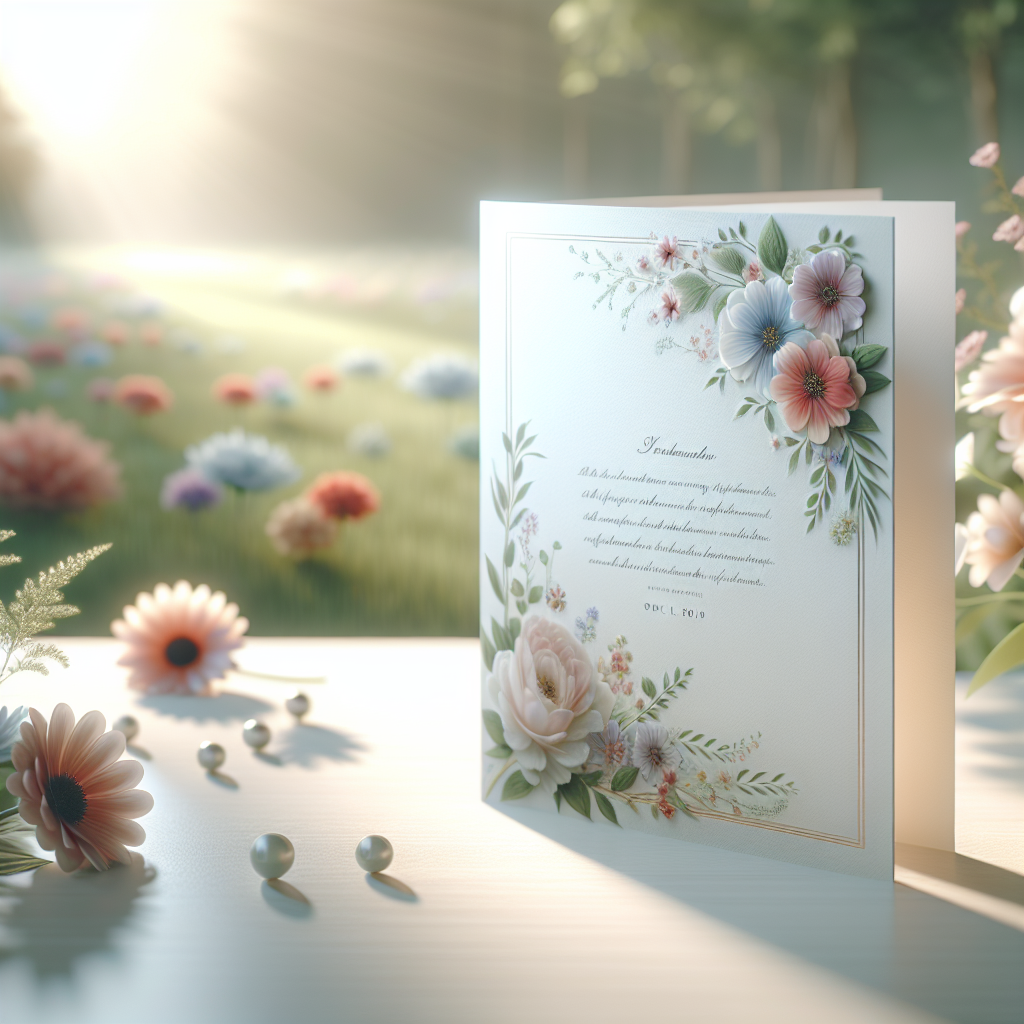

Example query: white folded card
[479,193,954,879]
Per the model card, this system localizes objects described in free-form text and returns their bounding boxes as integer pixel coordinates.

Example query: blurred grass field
[0,248,480,636]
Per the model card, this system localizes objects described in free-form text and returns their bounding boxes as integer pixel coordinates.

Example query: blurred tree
[550,0,1021,193]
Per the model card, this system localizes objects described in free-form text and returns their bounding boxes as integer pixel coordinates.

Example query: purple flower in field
[161,467,223,512]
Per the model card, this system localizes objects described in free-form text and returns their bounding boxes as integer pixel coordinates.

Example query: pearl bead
[355,834,393,873]
[242,719,271,750]
[250,833,294,879]
[198,741,226,770]
[285,691,310,720]
[112,715,139,742]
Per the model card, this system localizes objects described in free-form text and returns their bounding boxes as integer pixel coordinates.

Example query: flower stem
[966,464,1014,493]
[232,667,327,684]
[485,756,517,798]
[956,591,1024,606]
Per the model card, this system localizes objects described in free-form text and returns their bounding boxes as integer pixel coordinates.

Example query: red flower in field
[0,355,33,392]
[140,323,162,347]
[304,365,339,392]
[0,408,122,510]
[102,321,129,346]
[115,374,174,415]
[305,471,380,521]
[213,373,256,406]
[26,341,66,366]
[53,307,87,336]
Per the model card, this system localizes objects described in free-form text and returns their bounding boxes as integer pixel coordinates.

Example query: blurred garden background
[0,0,1019,642]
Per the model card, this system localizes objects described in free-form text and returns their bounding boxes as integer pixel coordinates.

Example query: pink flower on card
[660,288,681,322]
[742,261,762,284]
[789,250,865,338]
[955,330,987,372]
[969,142,1000,168]
[769,334,866,445]
[655,236,680,269]
[636,254,651,272]
[993,215,1024,244]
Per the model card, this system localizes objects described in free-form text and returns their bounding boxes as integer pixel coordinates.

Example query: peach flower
[1012,176,1024,198]
[993,215,1024,245]
[265,497,338,556]
[0,409,121,510]
[0,355,33,392]
[962,323,1024,447]
[140,323,162,347]
[111,581,249,695]
[955,288,966,314]
[955,330,987,372]
[5,704,153,872]
[488,615,614,792]
[306,471,380,520]
[213,373,256,405]
[955,221,971,239]
[303,365,339,392]
[115,374,173,415]
[964,490,1024,591]
[768,333,865,444]
[969,142,1000,168]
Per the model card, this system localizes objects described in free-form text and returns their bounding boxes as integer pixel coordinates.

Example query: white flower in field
[336,349,391,377]
[347,423,392,458]
[955,433,975,481]
[488,616,613,793]
[400,355,478,400]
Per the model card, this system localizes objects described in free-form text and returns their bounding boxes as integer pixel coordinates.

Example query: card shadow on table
[494,803,1024,1024]
[0,854,155,978]
[138,691,273,723]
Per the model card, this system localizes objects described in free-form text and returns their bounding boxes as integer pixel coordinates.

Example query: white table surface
[0,639,1021,1024]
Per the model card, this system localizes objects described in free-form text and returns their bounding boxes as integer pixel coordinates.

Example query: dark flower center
[649,747,663,766]
[803,371,826,399]
[536,674,557,701]
[761,325,781,350]
[165,636,200,667]
[45,773,87,826]
[819,284,841,307]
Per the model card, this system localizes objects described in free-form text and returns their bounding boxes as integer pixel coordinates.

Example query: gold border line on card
[504,230,867,849]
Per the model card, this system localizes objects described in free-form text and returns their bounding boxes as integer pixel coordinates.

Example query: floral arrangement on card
[952,142,1024,695]
[570,213,892,540]
[0,531,154,876]
[482,426,796,826]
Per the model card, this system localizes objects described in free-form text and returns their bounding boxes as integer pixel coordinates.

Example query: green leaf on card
[611,766,639,791]
[486,744,513,759]
[483,709,507,746]
[846,409,879,432]
[528,585,543,604]
[557,774,592,819]
[502,771,535,800]
[757,216,787,275]
[642,677,657,699]
[709,246,746,277]
[510,579,524,597]
[852,344,887,370]
[480,630,496,670]
[504,542,516,567]
[485,556,503,603]
[669,272,716,313]
[595,792,620,826]
[860,370,891,395]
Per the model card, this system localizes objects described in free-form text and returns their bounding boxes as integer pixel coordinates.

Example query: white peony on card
[479,196,954,879]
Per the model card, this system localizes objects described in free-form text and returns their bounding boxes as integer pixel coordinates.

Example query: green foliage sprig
[0,530,110,686]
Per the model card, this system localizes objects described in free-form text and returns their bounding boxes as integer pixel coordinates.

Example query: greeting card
[479,196,953,878]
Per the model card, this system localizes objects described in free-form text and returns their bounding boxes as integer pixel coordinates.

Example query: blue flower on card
[719,277,814,396]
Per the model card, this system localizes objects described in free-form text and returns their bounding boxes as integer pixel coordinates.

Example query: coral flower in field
[53,307,87,336]
[993,215,1024,245]
[306,470,380,520]
[213,373,256,406]
[789,249,866,339]
[0,355,33,392]
[0,409,121,510]
[265,497,338,556]
[139,323,162,347]
[26,341,66,366]
[5,704,153,872]
[964,490,1024,591]
[769,334,865,445]
[969,142,1000,168]
[303,365,339,392]
[115,374,173,416]
[111,581,249,695]
[102,321,129,346]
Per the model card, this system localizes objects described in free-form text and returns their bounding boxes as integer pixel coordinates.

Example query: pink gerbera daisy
[769,334,866,444]
[111,581,249,695]
[213,373,257,406]
[789,250,866,339]
[5,704,153,872]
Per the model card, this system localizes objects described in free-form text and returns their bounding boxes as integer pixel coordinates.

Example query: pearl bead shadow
[261,878,313,918]
[126,744,152,761]
[205,769,239,789]
[365,873,418,902]
[254,751,284,766]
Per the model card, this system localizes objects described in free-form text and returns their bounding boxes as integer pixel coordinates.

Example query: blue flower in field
[185,429,301,492]
[348,422,392,458]
[719,277,814,396]
[70,341,113,367]
[400,355,477,400]
[0,705,28,762]
[449,426,479,461]
[337,349,391,377]
[161,467,223,511]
